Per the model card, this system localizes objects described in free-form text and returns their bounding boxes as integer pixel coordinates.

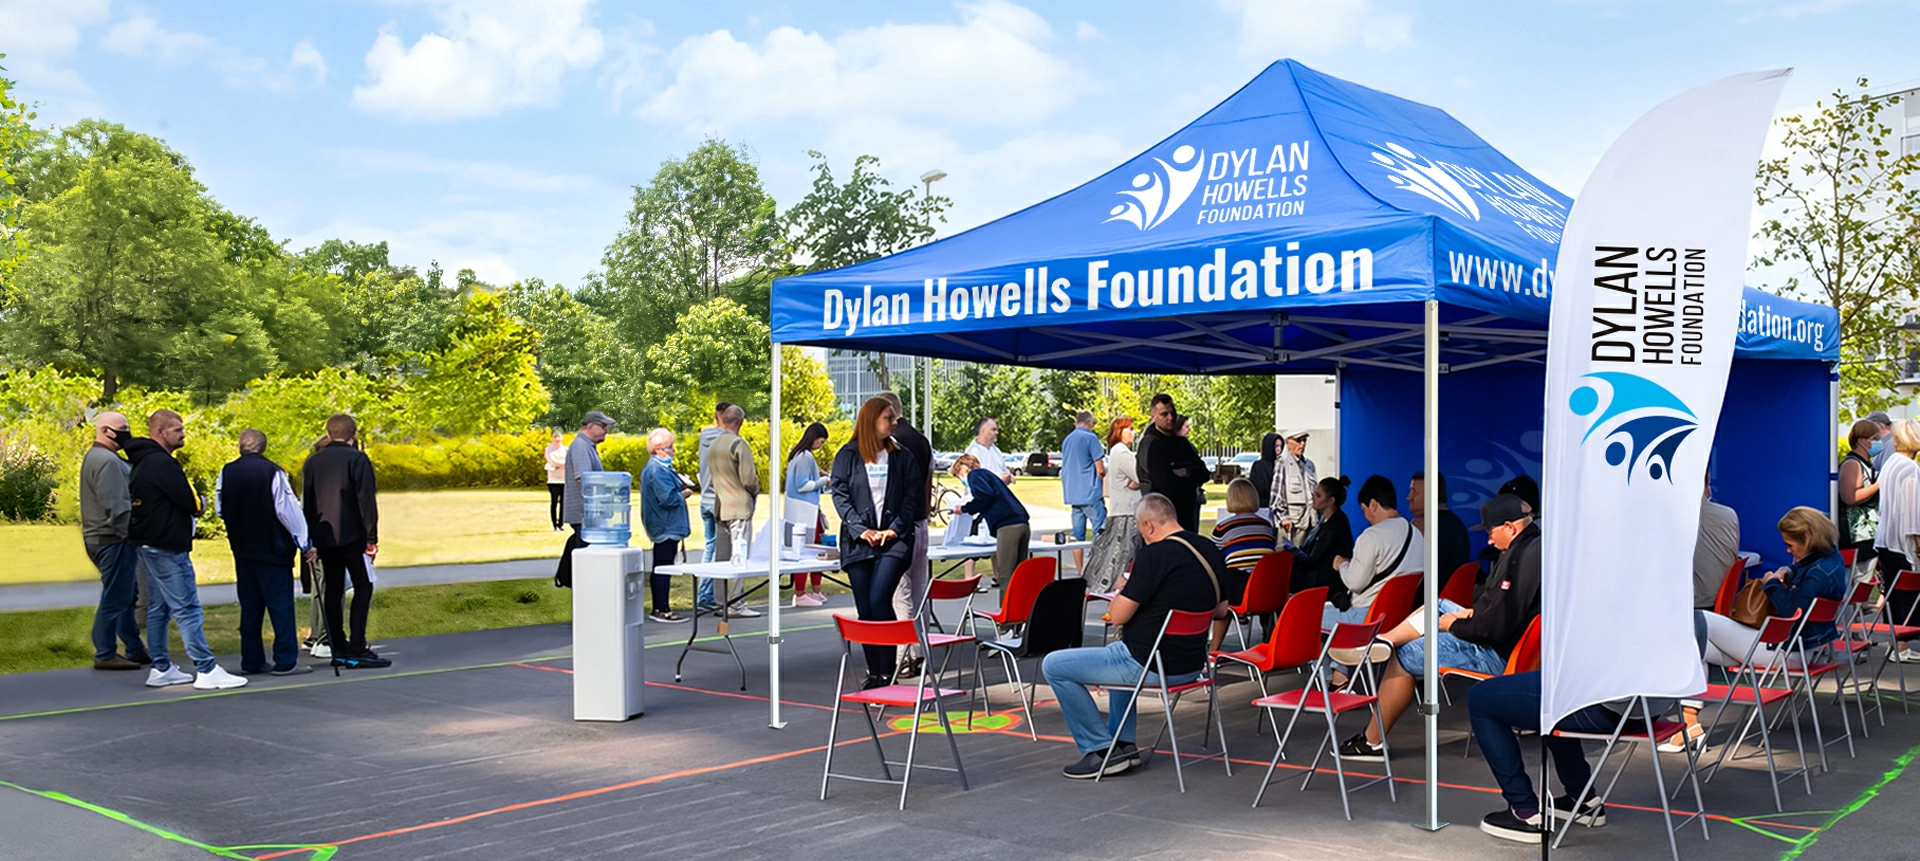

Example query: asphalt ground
[2,594,1916,861]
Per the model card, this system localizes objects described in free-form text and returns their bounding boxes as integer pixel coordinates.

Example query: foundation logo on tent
[1370,142,1480,221]
[1105,144,1204,230]
[1568,372,1698,484]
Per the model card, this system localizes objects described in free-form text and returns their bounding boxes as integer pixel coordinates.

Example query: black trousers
[1881,550,1919,638]
[235,560,298,672]
[649,540,678,612]
[320,546,373,656]
[844,553,909,679]
[555,524,587,588]
[548,483,565,529]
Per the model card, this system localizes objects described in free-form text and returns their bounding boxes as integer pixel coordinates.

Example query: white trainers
[145,666,192,687]
[309,643,331,659]
[193,665,249,690]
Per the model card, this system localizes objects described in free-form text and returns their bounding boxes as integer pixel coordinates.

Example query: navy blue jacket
[1763,548,1848,649]
[961,469,1030,533]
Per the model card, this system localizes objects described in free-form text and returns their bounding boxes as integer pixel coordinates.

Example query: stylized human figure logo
[1568,372,1698,484]
[1105,144,1204,230]
[1370,142,1480,221]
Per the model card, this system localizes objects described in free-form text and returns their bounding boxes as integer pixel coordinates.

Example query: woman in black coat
[1290,476,1355,594]
[829,396,925,688]
[1248,432,1281,510]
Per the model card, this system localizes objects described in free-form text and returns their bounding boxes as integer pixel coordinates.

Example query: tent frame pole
[768,341,785,730]
[1829,365,1840,524]
[1414,299,1447,832]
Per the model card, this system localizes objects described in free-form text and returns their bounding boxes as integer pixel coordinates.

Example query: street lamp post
[920,169,947,199]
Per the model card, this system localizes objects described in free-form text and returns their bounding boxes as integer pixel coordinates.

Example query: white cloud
[352,0,606,122]
[1075,20,1104,41]
[290,39,327,84]
[643,0,1086,131]
[1219,0,1413,60]
[0,0,110,93]
[297,207,598,285]
[322,147,598,193]
[102,11,270,84]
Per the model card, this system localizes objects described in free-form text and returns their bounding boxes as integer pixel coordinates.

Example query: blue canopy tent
[758,59,1839,827]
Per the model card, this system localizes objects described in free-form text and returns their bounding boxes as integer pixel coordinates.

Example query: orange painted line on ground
[507,662,835,711]
[253,732,902,860]
[510,662,572,675]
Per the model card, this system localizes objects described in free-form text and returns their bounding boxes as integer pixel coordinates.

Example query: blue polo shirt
[1061,426,1105,506]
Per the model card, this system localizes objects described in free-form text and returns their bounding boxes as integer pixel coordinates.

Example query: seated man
[1467,670,1614,843]
[1339,493,1541,762]
[1325,474,1426,629]
[1041,493,1227,779]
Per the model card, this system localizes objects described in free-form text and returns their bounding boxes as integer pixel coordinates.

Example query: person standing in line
[638,428,690,623]
[304,413,390,671]
[1869,410,1896,472]
[784,421,832,607]
[127,409,247,690]
[1248,432,1282,510]
[951,454,1032,603]
[1083,417,1141,594]
[830,397,925,689]
[1877,419,1920,663]
[878,392,933,677]
[1061,410,1108,573]
[695,402,736,612]
[1840,419,1882,582]
[303,433,332,657]
[964,417,1015,485]
[543,429,567,532]
[82,410,148,671]
[1136,393,1209,532]
[709,404,763,618]
[554,411,613,590]
[217,429,315,676]
[1271,430,1317,546]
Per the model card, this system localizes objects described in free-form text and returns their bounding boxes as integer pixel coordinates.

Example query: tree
[1755,79,1920,416]
[643,298,772,429]
[501,278,626,426]
[931,361,1043,451]
[1036,368,1097,449]
[780,346,837,422]
[297,238,398,282]
[0,57,35,279]
[4,121,273,400]
[409,291,550,435]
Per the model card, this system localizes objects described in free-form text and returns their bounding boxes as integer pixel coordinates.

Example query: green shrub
[0,434,58,521]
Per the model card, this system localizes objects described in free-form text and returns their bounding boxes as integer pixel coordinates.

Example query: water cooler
[572,471,644,721]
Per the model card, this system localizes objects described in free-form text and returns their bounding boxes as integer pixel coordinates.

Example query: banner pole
[769,341,786,730]
[1416,299,1447,831]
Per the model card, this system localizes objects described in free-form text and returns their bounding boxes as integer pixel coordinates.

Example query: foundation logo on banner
[1567,371,1698,484]
[1370,142,1480,221]
[1105,144,1204,230]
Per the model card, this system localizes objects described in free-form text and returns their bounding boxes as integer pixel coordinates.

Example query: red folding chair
[1096,608,1229,793]
[917,575,986,724]
[1441,614,1542,754]
[1364,572,1423,629]
[1864,569,1920,714]
[969,556,1056,704]
[1214,586,1329,740]
[1698,610,1811,812]
[1711,557,1745,616]
[1549,696,1708,861]
[1228,552,1292,651]
[821,616,969,809]
[1439,561,1479,609]
[1830,577,1882,730]
[1251,618,1394,820]
[1781,597,1856,764]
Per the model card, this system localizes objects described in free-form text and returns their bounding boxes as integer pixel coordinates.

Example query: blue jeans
[1395,600,1505,676]
[698,507,717,605]
[1468,671,1619,816]
[140,547,216,674]
[1071,498,1108,541]
[87,542,145,661]
[235,560,298,673]
[1043,640,1201,754]
[1320,602,1371,630]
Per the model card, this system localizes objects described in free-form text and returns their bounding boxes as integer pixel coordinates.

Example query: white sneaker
[145,666,192,687]
[1892,648,1920,664]
[193,665,249,690]
[309,643,332,659]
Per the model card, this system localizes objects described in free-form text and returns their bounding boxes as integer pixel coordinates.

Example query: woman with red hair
[828,397,925,689]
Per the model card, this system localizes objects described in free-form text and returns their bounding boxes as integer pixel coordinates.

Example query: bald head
[94,411,130,452]
[238,429,268,455]
[719,404,745,430]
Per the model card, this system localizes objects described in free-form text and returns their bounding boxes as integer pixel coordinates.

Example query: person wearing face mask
[1869,410,1895,472]
[1841,419,1882,581]
[82,411,148,670]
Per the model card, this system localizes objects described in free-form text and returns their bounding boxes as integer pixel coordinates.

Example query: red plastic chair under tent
[1829,577,1883,731]
[1698,609,1812,812]
[1439,615,1542,752]
[1772,596,1858,766]
[970,555,1055,633]
[1711,556,1746,616]
[1861,569,1920,715]
[1227,552,1293,652]
[1364,572,1424,630]
[1439,562,1479,609]
[1548,696,1709,861]
[1251,617,1395,820]
[1213,586,1330,740]
[1094,607,1230,793]
[914,574,986,726]
[820,616,970,809]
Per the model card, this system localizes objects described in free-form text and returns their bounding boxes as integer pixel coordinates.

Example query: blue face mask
[1871,438,1886,457]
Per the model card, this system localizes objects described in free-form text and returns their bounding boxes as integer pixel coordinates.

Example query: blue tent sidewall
[1337,358,1830,572]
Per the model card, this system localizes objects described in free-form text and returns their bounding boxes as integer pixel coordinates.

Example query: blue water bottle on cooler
[580,471,632,546]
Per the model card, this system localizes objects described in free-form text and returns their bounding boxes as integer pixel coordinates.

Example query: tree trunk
[101,370,118,402]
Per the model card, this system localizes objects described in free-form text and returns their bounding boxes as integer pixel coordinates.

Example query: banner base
[1409,821,1449,832]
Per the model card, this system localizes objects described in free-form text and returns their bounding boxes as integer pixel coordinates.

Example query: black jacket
[221,453,295,566]
[1136,422,1208,528]
[303,441,379,549]
[829,441,923,565]
[1248,432,1281,509]
[891,419,934,520]
[127,438,199,553]
[1434,508,1472,587]
[1450,521,1542,659]
[1290,507,1354,593]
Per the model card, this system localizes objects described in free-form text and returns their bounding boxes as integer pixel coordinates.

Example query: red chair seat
[1214,644,1274,669]
[841,685,968,707]
[1554,718,1688,743]
[1254,689,1377,715]
[1700,683,1794,707]
[925,633,975,649]
[1796,662,1844,679]
[1830,638,1874,654]
[1166,677,1215,695]
[1852,621,1920,639]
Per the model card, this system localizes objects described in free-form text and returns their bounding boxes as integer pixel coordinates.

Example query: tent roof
[769,60,1836,372]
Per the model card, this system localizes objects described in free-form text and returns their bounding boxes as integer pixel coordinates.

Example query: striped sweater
[1212,512,1276,573]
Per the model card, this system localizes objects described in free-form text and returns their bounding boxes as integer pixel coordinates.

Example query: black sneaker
[1480,808,1545,844]
[331,653,392,673]
[1550,794,1607,826]
[1337,732,1385,763]
[1110,741,1140,763]
[1062,749,1136,779]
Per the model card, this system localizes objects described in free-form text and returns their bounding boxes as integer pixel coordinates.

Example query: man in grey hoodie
[694,402,730,613]
[82,411,147,670]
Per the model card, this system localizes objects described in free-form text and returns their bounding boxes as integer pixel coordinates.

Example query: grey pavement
[0,557,558,612]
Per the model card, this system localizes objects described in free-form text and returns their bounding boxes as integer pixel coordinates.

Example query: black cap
[1479,493,1530,530]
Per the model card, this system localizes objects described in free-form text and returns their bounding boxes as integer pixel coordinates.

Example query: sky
[2,0,1916,289]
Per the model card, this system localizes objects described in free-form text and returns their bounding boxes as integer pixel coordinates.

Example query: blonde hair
[1894,419,1920,455]
[950,453,981,478]
[1226,478,1259,514]
[1777,506,1837,557]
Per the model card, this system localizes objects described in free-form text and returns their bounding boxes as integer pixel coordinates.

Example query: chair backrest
[1846,578,1876,606]
[997,556,1058,626]
[1268,586,1329,669]
[1326,618,1384,652]
[1892,570,1920,594]
[1440,562,1479,608]
[836,615,920,647]
[1236,552,1292,615]
[1015,577,1088,659]
[1504,615,1543,675]
[925,575,982,602]
[1809,596,1840,626]
[1841,547,1857,568]
[1364,572,1422,627]
[1163,607,1216,638]
[1755,609,1805,646]
[1711,557,1745,616]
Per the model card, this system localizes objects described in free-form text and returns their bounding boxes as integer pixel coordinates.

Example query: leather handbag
[1728,579,1773,629]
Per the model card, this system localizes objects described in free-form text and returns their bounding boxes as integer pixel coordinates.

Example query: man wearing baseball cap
[1270,429,1317,545]
[1868,410,1895,471]
[555,410,616,589]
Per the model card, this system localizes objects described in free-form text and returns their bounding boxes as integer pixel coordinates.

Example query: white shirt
[865,449,891,509]
[1105,442,1140,515]
[1339,516,1424,608]
[214,469,311,550]
[1876,452,1920,560]
[965,441,1010,480]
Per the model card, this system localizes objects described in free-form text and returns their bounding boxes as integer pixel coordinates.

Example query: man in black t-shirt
[1041,493,1225,779]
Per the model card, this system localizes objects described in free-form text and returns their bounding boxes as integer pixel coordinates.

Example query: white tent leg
[1415,300,1447,831]
[770,341,786,730]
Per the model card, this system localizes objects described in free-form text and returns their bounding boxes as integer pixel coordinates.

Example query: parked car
[1216,451,1259,482]
[1005,451,1031,476]
[931,451,958,471]
[1022,451,1063,477]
